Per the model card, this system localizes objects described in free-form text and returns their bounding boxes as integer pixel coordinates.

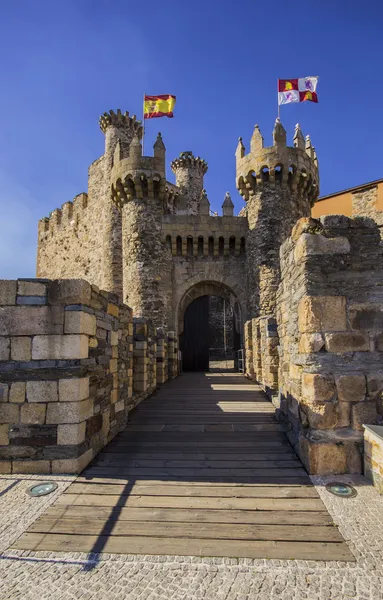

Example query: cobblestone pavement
[0,473,382,599]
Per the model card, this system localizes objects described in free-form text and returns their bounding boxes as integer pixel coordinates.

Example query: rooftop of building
[318,177,383,202]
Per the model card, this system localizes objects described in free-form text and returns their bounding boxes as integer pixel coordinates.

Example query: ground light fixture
[27,482,58,497]
[325,482,357,498]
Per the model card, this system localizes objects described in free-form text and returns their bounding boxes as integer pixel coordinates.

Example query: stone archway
[177,280,244,371]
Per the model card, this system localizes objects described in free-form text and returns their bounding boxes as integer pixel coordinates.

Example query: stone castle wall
[274,216,383,474]
[352,184,383,229]
[0,278,178,475]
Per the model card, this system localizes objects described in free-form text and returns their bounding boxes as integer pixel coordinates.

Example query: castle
[0,109,382,480]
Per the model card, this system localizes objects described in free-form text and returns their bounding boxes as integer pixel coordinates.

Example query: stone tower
[171,151,208,214]
[236,119,319,318]
[99,110,143,295]
[110,131,172,328]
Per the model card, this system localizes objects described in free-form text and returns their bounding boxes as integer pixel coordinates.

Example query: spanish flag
[144,95,176,119]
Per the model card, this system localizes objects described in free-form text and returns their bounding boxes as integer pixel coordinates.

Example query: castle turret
[236,118,319,318]
[170,151,208,215]
[98,110,143,297]
[110,132,171,328]
[222,192,234,216]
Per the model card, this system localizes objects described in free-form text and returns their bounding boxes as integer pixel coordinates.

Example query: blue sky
[0,0,382,278]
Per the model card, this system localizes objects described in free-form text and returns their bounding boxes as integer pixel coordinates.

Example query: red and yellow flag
[144,95,176,119]
[278,77,319,105]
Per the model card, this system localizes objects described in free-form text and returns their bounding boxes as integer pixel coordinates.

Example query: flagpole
[142,93,145,155]
[277,80,280,120]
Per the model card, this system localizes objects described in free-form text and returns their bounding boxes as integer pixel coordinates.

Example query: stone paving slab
[0,473,383,598]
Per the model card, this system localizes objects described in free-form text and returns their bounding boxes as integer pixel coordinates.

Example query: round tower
[171,151,208,215]
[110,134,172,329]
[236,118,319,318]
[98,109,143,297]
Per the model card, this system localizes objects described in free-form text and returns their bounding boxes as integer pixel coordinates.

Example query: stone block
[291,218,321,241]
[298,333,325,353]
[0,280,17,305]
[48,280,92,306]
[0,424,9,445]
[289,364,301,381]
[107,303,119,317]
[0,403,19,423]
[301,401,338,430]
[52,448,93,474]
[0,337,10,360]
[0,306,64,336]
[377,332,383,351]
[12,460,51,474]
[335,374,366,402]
[299,436,347,475]
[32,334,88,360]
[109,359,118,373]
[115,399,124,413]
[349,303,383,331]
[16,296,46,305]
[59,377,89,402]
[367,374,383,399]
[64,311,96,335]
[26,381,58,403]
[10,382,26,404]
[20,403,46,425]
[302,373,335,403]
[325,331,370,353]
[298,296,347,333]
[352,402,378,431]
[0,461,12,473]
[294,233,350,263]
[57,422,86,445]
[0,383,9,402]
[46,399,92,424]
[18,281,47,296]
[11,337,32,361]
[337,402,351,428]
[110,331,119,346]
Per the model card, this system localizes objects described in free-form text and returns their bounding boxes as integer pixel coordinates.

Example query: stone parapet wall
[0,279,178,475]
[352,184,383,229]
[275,215,383,474]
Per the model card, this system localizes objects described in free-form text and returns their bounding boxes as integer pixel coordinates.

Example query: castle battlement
[38,193,89,235]
[236,119,319,204]
[99,109,143,138]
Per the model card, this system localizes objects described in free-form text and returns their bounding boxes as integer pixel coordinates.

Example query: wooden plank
[74,477,312,487]
[83,467,307,478]
[11,532,354,561]
[99,450,298,459]
[92,459,301,469]
[28,517,343,542]
[67,483,320,498]
[77,475,312,484]
[42,505,333,525]
[55,493,326,511]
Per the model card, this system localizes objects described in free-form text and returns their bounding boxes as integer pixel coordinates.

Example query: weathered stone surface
[0,280,17,305]
[51,448,93,474]
[0,337,10,360]
[301,401,337,429]
[32,335,88,360]
[300,436,347,475]
[57,422,86,445]
[325,331,370,353]
[64,311,96,335]
[11,337,32,361]
[9,382,26,404]
[335,374,366,402]
[349,303,383,330]
[59,377,89,402]
[12,459,50,473]
[26,381,58,403]
[46,399,92,424]
[352,402,378,430]
[0,383,9,402]
[302,373,335,403]
[0,306,63,336]
[20,403,46,425]
[0,403,19,423]
[0,424,9,445]
[48,280,92,306]
[86,414,102,438]
[298,296,347,333]
[298,332,325,353]
[18,281,46,296]
[367,374,383,399]
[294,233,350,263]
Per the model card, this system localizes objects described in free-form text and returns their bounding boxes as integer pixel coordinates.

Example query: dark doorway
[182,295,209,371]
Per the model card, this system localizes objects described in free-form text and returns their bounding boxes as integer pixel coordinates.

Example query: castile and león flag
[278,76,319,105]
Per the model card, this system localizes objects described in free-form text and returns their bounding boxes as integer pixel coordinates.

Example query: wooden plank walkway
[13,372,354,561]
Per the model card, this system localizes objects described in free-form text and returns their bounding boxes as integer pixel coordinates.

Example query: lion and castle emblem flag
[278,77,319,105]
